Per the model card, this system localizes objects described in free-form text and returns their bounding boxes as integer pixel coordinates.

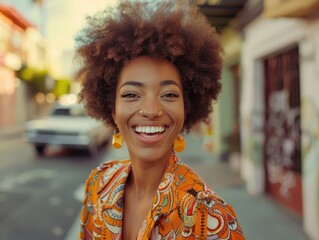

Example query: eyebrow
[160,80,180,87]
[119,81,143,89]
[119,80,180,89]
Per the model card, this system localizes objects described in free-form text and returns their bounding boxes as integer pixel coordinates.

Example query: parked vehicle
[25,103,112,155]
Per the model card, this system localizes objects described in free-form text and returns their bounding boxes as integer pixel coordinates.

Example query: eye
[161,92,179,98]
[121,92,140,99]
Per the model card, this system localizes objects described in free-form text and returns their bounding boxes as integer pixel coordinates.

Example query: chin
[128,146,172,164]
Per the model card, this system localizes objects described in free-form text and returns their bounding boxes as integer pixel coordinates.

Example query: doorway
[263,47,302,215]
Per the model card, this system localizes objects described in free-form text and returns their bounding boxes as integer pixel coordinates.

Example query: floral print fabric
[80,155,245,239]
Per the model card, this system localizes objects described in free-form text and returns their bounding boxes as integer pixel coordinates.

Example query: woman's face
[113,56,184,164]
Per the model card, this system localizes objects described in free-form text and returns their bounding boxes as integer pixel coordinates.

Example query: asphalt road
[0,137,107,240]
[1,135,309,240]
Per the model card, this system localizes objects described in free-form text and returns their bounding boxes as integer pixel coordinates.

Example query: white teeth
[135,126,165,134]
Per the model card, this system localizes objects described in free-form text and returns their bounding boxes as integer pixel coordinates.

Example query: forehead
[118,56,181,85]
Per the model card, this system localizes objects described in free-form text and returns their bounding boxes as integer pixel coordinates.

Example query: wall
[240,15,319,239]
[213,28,242,159]
[299,21,319,240]
[218,67,235,156]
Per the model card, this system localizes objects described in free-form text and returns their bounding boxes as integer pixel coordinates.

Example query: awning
[197,0,247,31]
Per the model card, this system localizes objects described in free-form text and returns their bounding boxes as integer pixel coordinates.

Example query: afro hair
[75,0,223,131]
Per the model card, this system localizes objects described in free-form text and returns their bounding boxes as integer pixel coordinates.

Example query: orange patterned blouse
[79,155,246,239]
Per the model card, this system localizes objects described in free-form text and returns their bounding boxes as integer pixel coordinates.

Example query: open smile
[134,125,166,134]
[132,125,168,143]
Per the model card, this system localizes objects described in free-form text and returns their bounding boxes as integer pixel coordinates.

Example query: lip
[132,122,167,127]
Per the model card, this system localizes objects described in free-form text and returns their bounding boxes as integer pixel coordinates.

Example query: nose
[139,98,163,119]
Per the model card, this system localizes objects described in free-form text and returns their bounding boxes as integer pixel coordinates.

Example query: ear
[112,110,116,125]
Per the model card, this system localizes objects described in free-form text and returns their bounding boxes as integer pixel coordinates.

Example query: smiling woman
[114,56,184,166]
[75,1,246,239]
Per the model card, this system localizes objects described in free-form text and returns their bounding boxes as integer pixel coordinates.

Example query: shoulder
[85,159,130,193]
[88,159,129,178]
[174,163,229,215]
[172,161,217,197]
[173,162,245,238]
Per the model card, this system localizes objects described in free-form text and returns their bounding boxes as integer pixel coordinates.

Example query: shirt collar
[138,154,182,238]
[99,155,182,238]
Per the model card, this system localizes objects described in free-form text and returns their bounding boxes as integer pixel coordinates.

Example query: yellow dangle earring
[112,128,123,149]
[174,134,186,152]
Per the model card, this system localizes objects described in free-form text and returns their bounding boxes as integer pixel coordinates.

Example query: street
[0,136,104,240]
[2,1,319,239]
[66,133,309,240]
[0,134,310,240]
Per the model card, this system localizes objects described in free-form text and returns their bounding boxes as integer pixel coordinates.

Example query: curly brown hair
[75,0,223,131]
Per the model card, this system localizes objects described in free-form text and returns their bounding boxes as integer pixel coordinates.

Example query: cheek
[178,110,185,129]
[113,102,125,126]
[180,99,185,122]
[170,102,185,129]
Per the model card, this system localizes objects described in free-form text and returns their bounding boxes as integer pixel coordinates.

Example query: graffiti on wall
[265,90,301,198]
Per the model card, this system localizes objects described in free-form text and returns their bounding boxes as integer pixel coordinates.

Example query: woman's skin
[112,56,185,240]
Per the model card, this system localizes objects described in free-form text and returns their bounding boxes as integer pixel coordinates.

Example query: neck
[127,153,172,198]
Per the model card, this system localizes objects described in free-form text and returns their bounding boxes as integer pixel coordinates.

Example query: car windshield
[51,106,87,117]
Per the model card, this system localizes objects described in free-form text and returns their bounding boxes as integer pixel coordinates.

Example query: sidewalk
[65,133,309,240]
[180,133,308,240]
[0,125,24,140]
[186,161,308,240]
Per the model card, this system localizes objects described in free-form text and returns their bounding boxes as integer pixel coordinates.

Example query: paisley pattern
[79,155,246,239]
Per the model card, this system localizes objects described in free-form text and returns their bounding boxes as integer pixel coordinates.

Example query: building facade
[0,4,66,131]
[238,0,319,239]
[0,4,33,127]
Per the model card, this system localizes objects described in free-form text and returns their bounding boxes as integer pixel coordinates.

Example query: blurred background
[0,0,318,239]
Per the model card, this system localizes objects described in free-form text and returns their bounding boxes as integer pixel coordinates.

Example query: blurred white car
[25,103,112,155]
